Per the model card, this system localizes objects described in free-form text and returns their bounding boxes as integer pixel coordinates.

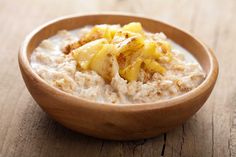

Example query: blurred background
[0,0,235,156]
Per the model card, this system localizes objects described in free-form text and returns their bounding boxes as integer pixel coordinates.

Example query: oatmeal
[30,22,205,104]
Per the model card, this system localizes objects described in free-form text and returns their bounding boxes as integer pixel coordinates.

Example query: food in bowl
[30,22,205,104]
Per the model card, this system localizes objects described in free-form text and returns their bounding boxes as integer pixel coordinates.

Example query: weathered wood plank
[214,0,236,156]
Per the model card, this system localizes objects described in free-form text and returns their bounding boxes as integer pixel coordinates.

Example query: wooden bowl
[18,14,219,140]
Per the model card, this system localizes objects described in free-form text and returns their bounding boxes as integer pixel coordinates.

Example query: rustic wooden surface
[0,0,235,156]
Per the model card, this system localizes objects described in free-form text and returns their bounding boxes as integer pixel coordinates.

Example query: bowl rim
[18,13,219,112]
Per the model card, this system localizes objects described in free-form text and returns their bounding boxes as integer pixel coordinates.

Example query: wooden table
[0,0,235,156]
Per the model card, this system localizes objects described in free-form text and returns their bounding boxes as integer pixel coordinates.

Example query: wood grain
[0,0,235,156]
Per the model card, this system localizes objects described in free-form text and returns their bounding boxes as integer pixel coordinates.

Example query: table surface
[0,0,235,156]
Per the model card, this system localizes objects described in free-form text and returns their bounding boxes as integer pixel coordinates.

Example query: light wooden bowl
[18,14,219,140]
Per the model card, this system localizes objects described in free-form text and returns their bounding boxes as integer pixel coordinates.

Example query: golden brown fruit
[72,38,108,70]
[90,44,119,82]
[113,31,145,56]
[69,22,173,82]
[122,22,144,35]
[119,58,143,81]
[140,40,163,59]
[82,25,120,43]
[143,59,166,74]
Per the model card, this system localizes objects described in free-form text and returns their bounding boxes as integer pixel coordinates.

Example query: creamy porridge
[30,22,205,104]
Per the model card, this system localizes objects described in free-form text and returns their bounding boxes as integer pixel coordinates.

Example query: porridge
[30,22,205,104]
